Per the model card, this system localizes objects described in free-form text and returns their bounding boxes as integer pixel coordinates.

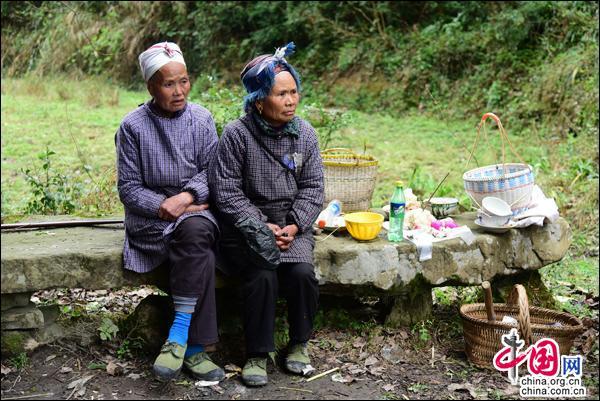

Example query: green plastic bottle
[388,181,406,242]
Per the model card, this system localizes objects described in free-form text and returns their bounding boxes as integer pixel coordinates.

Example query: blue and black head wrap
[240,42,302,113]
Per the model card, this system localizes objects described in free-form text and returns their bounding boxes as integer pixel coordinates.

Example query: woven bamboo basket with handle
[321,148,378,212]
[463,113,535,214]
[460,283,584,369]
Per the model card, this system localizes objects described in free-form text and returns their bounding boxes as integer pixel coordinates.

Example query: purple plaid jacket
[115,101,218,273]
[208,113,324,265]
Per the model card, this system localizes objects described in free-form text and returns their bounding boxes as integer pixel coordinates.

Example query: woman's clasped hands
[266,223,298,251]
[158,192,209,221]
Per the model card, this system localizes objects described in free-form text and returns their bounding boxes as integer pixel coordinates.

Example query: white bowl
[477,211,511,227]
[482,197,512,216]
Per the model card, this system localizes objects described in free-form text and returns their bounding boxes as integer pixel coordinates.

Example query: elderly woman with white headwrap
[115,42,224,382]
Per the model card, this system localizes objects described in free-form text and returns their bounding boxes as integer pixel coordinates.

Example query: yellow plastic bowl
[344,212,384,241]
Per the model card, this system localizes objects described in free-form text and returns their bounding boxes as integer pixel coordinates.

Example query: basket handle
[482,281,496,322]
[506,284,533,346]
[464,113,530,175]
[321,147,363,166]
[321,147,360,156]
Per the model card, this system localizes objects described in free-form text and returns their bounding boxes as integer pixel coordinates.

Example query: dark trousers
[241,262,319,354]
[168,216,219,345]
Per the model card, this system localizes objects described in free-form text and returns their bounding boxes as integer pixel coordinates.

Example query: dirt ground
[1,290,598,400]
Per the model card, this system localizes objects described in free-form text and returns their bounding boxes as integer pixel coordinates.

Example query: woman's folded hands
[159,192,209,221]
[266,223,299,251]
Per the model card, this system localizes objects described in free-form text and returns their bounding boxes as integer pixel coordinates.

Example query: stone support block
[123,294,173,354]
[36,322,65,344]
[382,279,434,327]
[1,302,44,330]
[39,304,60,325]
[1,292,33,311]
[491,270,558,310]
[1,323,66,356]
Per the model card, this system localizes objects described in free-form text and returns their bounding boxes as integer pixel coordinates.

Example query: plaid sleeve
[209,125,267,224]
[287,129,325,233]
[182,114,218,204]
[116,123,166,218]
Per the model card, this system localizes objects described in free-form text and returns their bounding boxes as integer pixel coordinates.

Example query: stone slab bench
[1,212,571,351]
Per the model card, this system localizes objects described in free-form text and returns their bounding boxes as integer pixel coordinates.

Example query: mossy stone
[1,331,26,357]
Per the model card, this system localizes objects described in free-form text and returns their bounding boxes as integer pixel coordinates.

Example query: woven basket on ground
[463,113,534,214]
[460,284,584,369]
[321,148,378,212]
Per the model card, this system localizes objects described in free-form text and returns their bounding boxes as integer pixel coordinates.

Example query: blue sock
[167,311,192,346]
[185,344,205,358]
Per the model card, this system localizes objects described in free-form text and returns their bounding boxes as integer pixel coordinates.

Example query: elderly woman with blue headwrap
[209,42,324,387]
[115,42,225,382]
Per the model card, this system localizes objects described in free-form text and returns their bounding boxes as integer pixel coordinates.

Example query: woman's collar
[252,112,299,138]
[147,99,188,118]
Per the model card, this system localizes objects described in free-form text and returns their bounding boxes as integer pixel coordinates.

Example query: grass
[540,255,600,317]
[8,352,29,370]
[1,74,598,317]
[2,75,597,218]
[328,111,475,207]
[543,255,600,296]
[1,75,141,217]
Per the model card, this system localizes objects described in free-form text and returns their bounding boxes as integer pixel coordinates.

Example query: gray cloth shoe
[285,343,310,375]
[241,357,268,387]
[183,352,225,381]
[153,341,186,382]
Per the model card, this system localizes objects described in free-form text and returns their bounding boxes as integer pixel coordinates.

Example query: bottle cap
[395,180,403,187]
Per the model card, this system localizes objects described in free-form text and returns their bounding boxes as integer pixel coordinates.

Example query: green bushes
[2,1,599,217]
[22,147,82,215]
[1,2,597,133]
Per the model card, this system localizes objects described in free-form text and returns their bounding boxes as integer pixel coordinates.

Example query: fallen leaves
[105,361,123,376]
[23,338,40,352]
[224,363,242,373]
[222,363,242,380]
[364,355,378,367]
[579,328,598,355]
[344,363,367,376]
[368,366,387,377]
[331,372,354,383]
[66,374,94,399]
[31,286,162,316]
[500,384,520,396]
[408,382,429,393]
[14,287,596,401]
[1,364,12,376]
[447,382,486,398]
[582,317,596,328]
[352,337,367,349]
[87,362,106,370]
[380,344,403,364]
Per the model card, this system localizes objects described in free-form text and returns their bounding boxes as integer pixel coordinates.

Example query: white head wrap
[138,41,186,82]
